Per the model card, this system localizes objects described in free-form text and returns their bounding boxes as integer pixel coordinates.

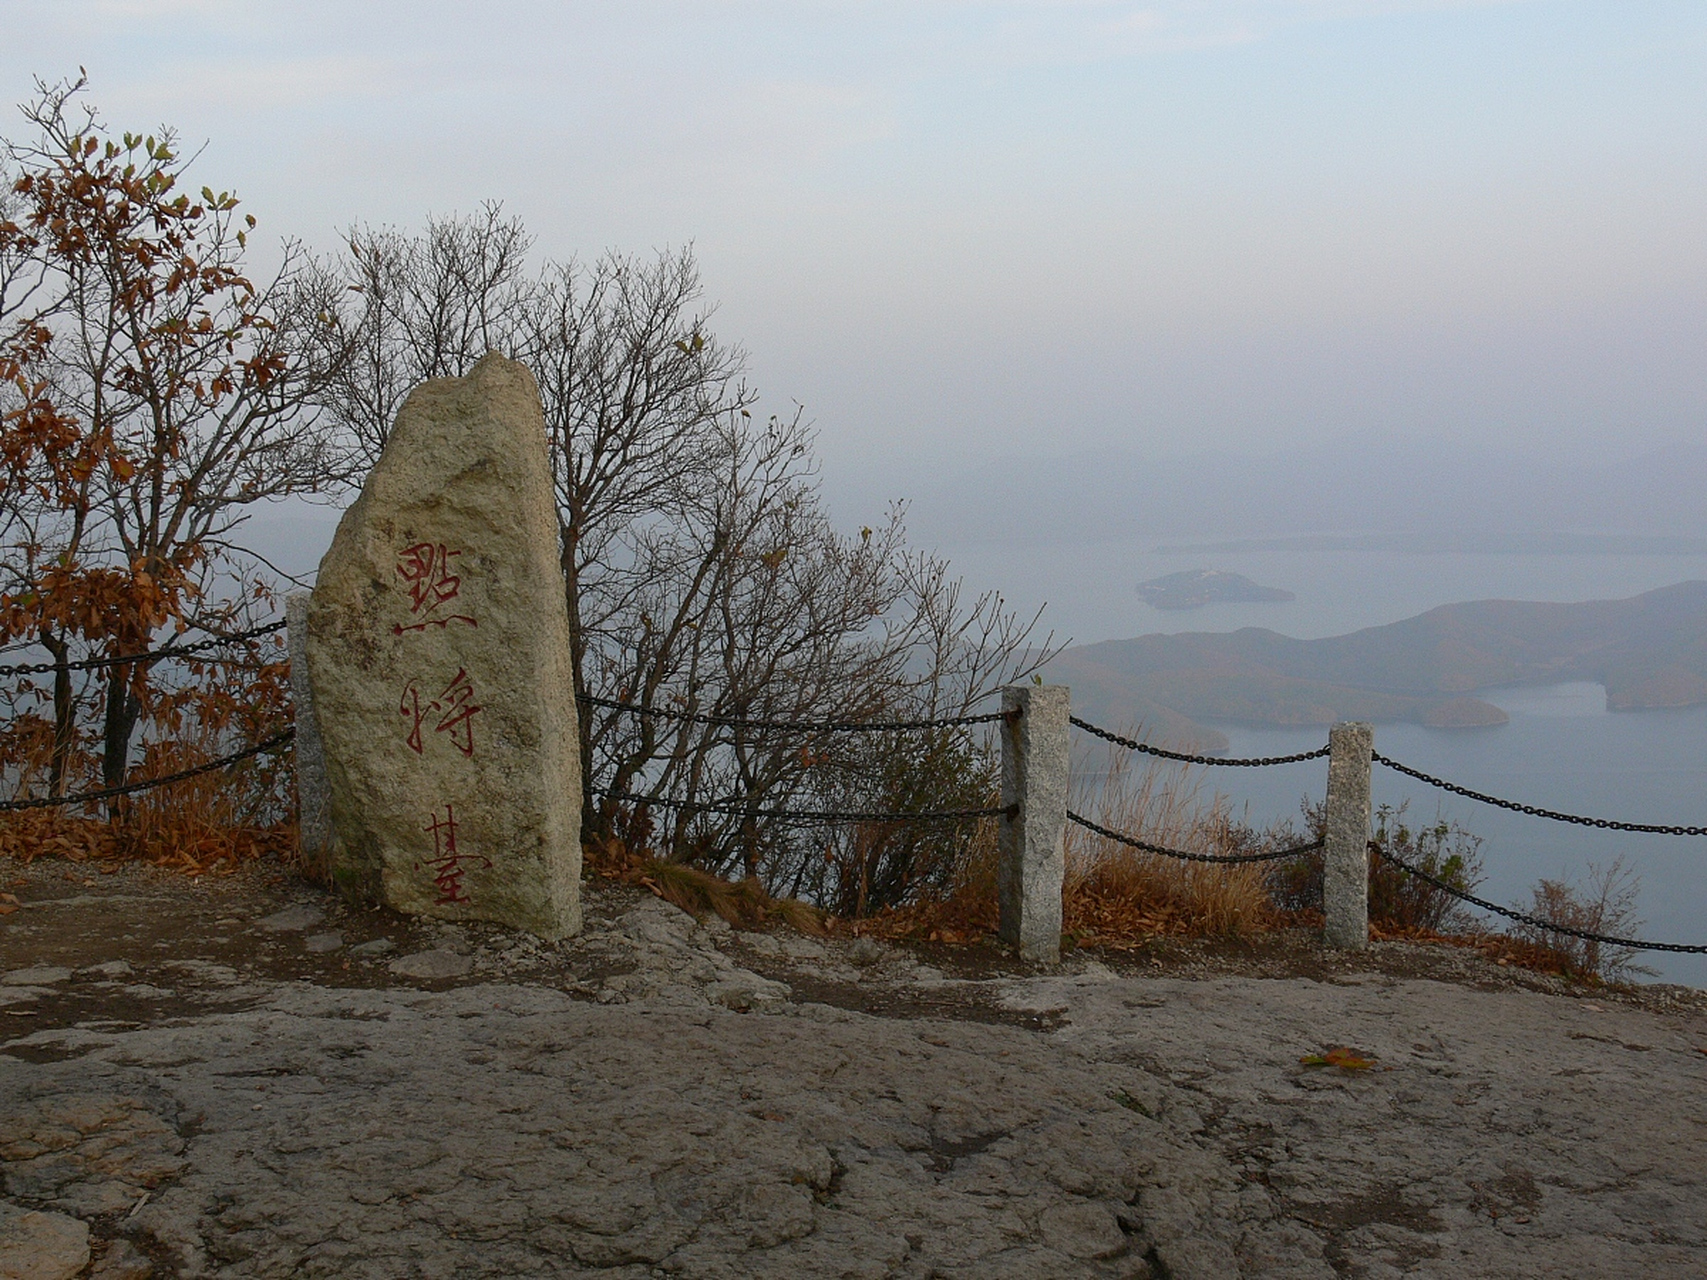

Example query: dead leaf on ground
[0,892,19,915]
[1300,1046,1378,1071]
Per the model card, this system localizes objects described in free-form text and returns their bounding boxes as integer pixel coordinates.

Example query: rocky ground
[2,857,1705,1279]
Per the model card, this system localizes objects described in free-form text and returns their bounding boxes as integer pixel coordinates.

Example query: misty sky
[5,1,1704,483]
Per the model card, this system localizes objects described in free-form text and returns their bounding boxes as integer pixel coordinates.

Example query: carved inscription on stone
[306,353,582,938]
[399,667,481,758]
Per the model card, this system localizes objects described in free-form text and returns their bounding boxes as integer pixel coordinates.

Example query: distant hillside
[1045,581,1707,753]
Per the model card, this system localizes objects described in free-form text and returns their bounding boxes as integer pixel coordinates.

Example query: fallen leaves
[0,891,19,915]
[1300,1046,1379,1071]
[0,799,292,876]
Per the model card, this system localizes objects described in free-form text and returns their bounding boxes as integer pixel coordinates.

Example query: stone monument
[306,353,582,938]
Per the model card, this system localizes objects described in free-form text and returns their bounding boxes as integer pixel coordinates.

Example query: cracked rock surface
[1,858,1704,1278]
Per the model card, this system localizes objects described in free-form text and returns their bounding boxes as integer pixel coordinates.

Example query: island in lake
[1137,569,1295,610]
[1046,581,1707,755]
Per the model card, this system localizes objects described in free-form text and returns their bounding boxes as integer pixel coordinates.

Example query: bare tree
[325,202,533,465]
[516,245,750,815]
[324,210,1058,909]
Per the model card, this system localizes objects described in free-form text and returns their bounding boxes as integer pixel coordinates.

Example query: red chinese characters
[415,804,492,905]
[399,668,483,757]
[393,538,487,904]
[393,542,477,634]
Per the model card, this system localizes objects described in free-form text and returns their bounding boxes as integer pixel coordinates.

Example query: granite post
[1323,721,1374,950]
[306,353,582,939]
[287,592,333,872]
[999,684,1070,966]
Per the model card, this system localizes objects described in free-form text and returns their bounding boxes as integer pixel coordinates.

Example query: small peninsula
[1137,568,1295,610]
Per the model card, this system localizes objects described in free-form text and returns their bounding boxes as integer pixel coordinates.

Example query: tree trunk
[41,632,74,799]
[101,661,140,817]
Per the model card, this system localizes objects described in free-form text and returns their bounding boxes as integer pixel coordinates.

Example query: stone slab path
[2,859,1704,1279]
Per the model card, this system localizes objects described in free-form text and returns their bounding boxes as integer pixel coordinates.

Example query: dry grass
[861,736,1278,946]
[1061,745,1275,946]
[1365,923,1630,985]
[583,833,828,934]
[1505,857,1656,984]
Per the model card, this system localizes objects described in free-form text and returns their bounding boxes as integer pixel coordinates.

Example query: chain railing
[1373,751,1707,836]
[1068,810,1323,865]
[1069,715,1330,766]
[579,693,1004,734]
[583,694,1011,828]
[0,728,295,812]
[0,617,291,812]
[17,626,1694,959]
[0,618,287,679]
[591,787,1011,826]
[1067,715,1326,866]
[1066,714,1706,959]
[1371,840,1707,956]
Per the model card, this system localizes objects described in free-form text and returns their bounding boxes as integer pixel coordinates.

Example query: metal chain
[591,787,1012,826]
[1068,810,1324,864]
[0,728,295,812]
[0,618,288,679]
[1070,716,1331,767]
[579,693,1004,734]
[1370,841,1707,955]
[1373,752,1707,837]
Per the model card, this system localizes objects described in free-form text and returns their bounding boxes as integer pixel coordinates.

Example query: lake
[1194,690,1707,987]
[934,536,1707,985]
[932,536,1707,644]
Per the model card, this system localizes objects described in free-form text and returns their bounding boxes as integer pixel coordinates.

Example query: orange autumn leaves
[1300,1046,1380,1071]
[0,78,324,865]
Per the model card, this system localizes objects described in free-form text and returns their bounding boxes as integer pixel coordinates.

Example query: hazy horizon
[12,2,1707,649]
[6,2,1704,502]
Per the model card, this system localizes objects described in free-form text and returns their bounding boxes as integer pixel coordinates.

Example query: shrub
[0,633,295,874]
[1368,802,1486,933]
[1509,856,1654,984]
[1266,799,1485,935]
